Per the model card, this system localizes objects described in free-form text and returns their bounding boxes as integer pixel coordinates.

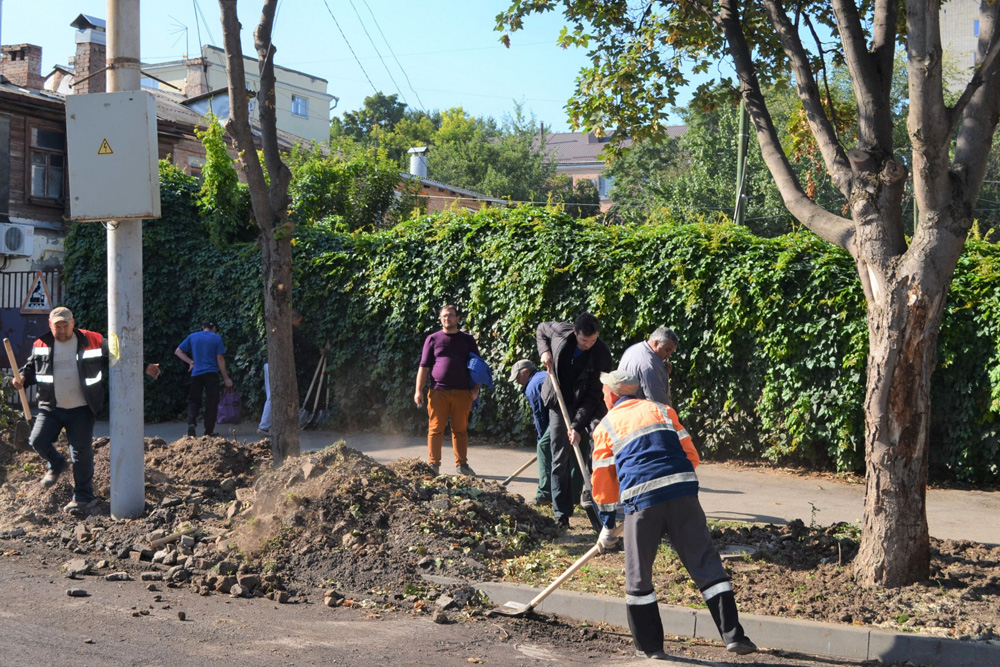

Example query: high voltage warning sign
[98,138,113,155]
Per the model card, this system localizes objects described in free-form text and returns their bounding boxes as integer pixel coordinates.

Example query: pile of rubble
[0,433,556,615]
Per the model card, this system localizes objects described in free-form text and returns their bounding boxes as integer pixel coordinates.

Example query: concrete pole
[733,98,750,226]
[106,0,145,519]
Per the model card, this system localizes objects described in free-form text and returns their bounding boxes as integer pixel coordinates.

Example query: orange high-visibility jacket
[591,397,700,527]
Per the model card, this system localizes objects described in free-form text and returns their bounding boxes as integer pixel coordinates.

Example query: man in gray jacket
[618,327,678,406]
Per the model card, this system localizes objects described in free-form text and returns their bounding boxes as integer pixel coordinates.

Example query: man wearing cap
[175,320,233,437]
[510,359,553,505]
[536,312,613,527]
[414,304,481,476]
[618,327,678,406]
[12,307,156,515]
[591,370,757,658]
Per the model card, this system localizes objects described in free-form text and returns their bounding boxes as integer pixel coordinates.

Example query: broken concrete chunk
[64,559,90,577]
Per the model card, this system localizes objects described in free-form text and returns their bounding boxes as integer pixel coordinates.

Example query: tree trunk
[261,232,299,463]
[854,264,946,586]
[218,0,299,465]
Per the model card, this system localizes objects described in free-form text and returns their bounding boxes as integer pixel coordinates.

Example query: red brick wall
[1,44,44,90]
[73,41,107,94]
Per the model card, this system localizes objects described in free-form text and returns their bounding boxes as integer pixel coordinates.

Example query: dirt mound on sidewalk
[0,434,555,604]
[231,443,556,593]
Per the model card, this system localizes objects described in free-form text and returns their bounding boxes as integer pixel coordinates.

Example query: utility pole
[106,0,145,519]
[733,98,750,226]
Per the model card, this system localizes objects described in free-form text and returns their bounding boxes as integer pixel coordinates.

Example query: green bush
[62,172,1000,483]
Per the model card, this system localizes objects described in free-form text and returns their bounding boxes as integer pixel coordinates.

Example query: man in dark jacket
[536,312,613,526]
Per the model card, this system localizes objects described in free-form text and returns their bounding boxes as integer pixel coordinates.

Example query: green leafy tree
[430,105,555,204]
[288,143,419,230]
[341,92,407,142]
[499,0,1000,589]
[195,117,253,247]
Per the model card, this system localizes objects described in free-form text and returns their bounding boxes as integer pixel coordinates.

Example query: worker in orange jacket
[591,370,756,659]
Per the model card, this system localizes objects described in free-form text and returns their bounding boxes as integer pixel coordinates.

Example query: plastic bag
[217,388,242,425]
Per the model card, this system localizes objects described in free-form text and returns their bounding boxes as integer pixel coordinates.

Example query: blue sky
[1,0,640,132]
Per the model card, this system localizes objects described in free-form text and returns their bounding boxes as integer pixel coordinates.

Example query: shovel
[501,454,537,487]
[490,523,624,618]
[303,350,327,429]
[548,371,603,533]
[3,338,33,451]
[299,350,326,428]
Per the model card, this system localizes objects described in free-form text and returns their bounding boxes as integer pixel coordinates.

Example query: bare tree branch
[949,2,1000,135]
[953,3,1000,205]
[831,0,893,151]
[218,0,273,224]
[802,14,839,141]
[763,0,852,195]
[907,0,953,214]
[718,0,854,250]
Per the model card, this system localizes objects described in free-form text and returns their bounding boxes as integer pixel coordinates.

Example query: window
[291,94,308,118]
[598,175,614,198]
[29,127,66,200]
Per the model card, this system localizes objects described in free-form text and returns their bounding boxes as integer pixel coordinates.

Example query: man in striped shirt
[591,370,756,659]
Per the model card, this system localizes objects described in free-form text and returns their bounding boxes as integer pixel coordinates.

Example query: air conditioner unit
[0,223,34,256]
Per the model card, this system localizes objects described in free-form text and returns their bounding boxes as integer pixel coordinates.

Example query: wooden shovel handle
[3,338,31,421]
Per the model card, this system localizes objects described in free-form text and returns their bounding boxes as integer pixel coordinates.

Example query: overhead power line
[320,0,378,94]
[345,0,408,107]
[358,0,426,110]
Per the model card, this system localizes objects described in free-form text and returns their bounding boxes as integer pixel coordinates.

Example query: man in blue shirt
[510,359,551,504]
[175,320,233,437]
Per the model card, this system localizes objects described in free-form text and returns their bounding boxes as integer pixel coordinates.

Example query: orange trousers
[426,388,475,466]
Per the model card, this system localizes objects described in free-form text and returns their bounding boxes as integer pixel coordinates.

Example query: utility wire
[320,0,378,94]
[358,0,426,110]
[345,0,408,106]
[192,0,217,48]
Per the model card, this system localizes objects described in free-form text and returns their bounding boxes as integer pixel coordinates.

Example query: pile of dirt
[0,434,555,612]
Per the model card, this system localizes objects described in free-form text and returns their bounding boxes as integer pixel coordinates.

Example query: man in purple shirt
[414,304,480,476]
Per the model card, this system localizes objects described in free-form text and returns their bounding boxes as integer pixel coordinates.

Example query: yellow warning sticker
[98,138,113,155]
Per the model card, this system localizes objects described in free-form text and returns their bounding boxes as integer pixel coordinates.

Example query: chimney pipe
[1,44,44,89]
[408,146,429,179]
[70,14,107,94]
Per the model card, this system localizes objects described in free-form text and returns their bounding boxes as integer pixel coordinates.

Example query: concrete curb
[471,580,1000,667]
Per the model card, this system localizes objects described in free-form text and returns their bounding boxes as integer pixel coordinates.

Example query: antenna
[168,15,189,59]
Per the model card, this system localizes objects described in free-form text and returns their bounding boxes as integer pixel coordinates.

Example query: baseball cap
[49,306,74,323]
[508,359,537,382]
[600,370,640,395]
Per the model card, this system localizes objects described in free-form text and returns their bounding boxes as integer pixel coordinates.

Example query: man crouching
[591,370,757,659]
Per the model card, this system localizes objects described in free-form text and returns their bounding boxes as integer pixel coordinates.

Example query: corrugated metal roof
[400,173,506,204]
[535,128,686,164]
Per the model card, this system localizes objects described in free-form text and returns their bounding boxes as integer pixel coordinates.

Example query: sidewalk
[97,420,1000,545]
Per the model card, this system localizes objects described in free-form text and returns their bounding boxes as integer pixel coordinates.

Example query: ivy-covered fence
[62,170,1000,483]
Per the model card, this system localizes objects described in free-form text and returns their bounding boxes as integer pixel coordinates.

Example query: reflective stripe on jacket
[19,329,107,414]
[591,397,700,527]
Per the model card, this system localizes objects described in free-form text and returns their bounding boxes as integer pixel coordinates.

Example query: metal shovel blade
[489,600,535,617]
[488,544,602,618]
[13,419,32,451]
